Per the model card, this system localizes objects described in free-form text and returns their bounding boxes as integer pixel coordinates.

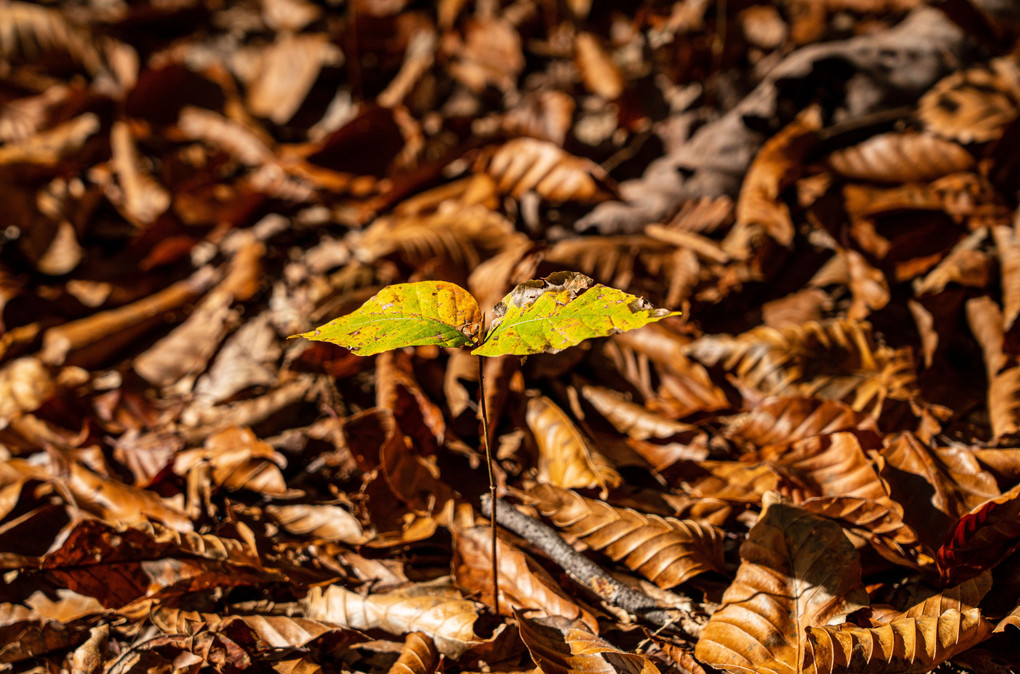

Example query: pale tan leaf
[802,609,992,673]
[993,224,1020,331]
[302,580,482,658]
[966,296,1020,439]
[575,32,624,100]
[545,235,696,307]
[267,504,367,544]
[0,356,55,423]
[483,138,615,203]
[109,121,170,226]
[528,396,621,495]
[827,132,974,183]
[387,632,440,674]
[919,56,1020,144]
[517,612,660,674]
[64,461,193,532]
[914,228,990,295]
[531,484,726,587]
[0,3,103,74]
[351,203,522,270]
[695,494,869,674]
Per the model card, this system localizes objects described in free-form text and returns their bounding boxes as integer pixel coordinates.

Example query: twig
[481,495,704,639]
[478,356,499,616]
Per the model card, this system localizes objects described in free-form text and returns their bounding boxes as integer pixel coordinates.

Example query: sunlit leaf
[527,395,621,495]
[294,281,481,356]
[301,580,483,659]
[695,494,868,674]
[473,271,679,357]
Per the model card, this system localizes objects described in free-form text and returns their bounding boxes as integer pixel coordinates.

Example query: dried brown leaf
[388,632,440,674]
[483,138,615,203]
[919,56,1020,144]
[517,612,660,674]
[803,608,991,673]
[527,396,621,495]
[695,494,869,674]
[575,33,624,100]
[302,580,482,658]
[827,132,975,183]
[938,482,1020,584]
[266,504,367,544]
[726,397,877,449]
[531,484,725,587]
[729,105,822,251]
[453,525,594,628]
[966,296,1020,439]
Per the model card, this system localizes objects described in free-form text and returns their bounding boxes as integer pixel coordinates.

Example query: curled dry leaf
[880,433,999,549]
[729,105,822,251]
[64,461,193,532]
[580,384,698,441]
[827,131,975,183]
[530,484,726,587]
[695,494,869,674]
[174,426,289,496]
[301,580,483,659]
[527,396,621,495]
[266,504,366,544]
[387,632,440,674]
[938,482,1020,585]
[452,525,594,628]
[992,224,1020,331]
[803,607,991,673]
[0,356,55,424]
[516,611,660,674]
[482,138,616,203]
[966,296,1020,439]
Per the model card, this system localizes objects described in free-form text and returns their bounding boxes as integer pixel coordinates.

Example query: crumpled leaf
[516,611,660,674]
[938,481,1020,585]
[301,580,483,659]
[695,494,869,674]
[473,271,679,357]
[295,281,481,356]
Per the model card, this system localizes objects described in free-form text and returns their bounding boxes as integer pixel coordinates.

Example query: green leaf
[472,271,680,357]
[293,281,481,356]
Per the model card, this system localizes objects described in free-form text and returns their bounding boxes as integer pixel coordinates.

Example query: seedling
[293,271,680,613]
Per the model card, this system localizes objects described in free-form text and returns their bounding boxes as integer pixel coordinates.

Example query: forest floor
[3,0,1020,672]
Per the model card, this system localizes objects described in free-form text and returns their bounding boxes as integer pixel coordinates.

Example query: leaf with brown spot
[530,484,726,587]
[695,494,869,674]
[918,56,1020,144]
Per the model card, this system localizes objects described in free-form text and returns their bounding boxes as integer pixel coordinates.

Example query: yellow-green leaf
[293,281,480,356]
[472,271,679,357]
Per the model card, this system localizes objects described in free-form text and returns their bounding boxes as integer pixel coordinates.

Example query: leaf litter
[3,1,1020,672]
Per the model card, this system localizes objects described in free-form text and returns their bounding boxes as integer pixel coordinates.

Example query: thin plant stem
[477,354,499,616]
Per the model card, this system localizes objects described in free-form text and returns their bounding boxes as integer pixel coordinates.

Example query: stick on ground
[481,495,704,639]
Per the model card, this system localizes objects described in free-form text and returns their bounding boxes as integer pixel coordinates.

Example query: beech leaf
[294,281,481,355]
[472,271,679,357]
